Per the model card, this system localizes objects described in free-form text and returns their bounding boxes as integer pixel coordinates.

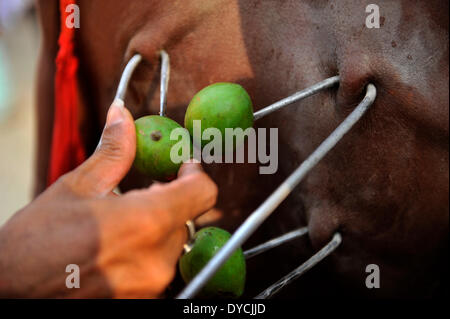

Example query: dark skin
[34,0,57,195]
[32,0,447,297]
[1,99,218,298]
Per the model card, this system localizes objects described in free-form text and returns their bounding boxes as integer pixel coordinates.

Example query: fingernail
[95,99,126,152]
[105,98,125,127]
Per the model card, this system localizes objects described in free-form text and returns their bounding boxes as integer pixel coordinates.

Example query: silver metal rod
[253,75,340,121]
[176,83,376,299]
[159,50,170,116]
[114,54,142,101]
[183,220,196,254]
[255,232,342,299]
[244,227,308,259]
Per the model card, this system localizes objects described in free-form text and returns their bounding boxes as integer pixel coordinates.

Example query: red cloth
[47,0,86,185]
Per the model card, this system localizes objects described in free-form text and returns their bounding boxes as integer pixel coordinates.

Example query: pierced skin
[36,0,448,297]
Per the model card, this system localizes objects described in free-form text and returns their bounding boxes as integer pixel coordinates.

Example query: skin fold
[34,0,448,297]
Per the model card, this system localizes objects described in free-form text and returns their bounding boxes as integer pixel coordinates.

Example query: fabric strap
[47,0,86,185]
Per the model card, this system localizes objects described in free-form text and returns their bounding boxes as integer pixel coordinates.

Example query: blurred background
[0,0,39,225]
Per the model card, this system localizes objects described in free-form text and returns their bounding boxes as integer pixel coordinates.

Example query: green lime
[179,227,246,298]
[134,115,191,181]
[184,83,254,151]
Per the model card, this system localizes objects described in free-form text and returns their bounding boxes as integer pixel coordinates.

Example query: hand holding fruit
[133,83,252,298]
[0,99,218,298]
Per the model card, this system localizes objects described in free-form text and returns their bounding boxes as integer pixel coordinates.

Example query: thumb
[177,158,203,178]
[67,99,136,197]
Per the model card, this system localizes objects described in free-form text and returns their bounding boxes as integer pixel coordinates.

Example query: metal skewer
[114,50,170,111]
[159,50,170,116]
[176,83,376,299]
[114,55,372,299]
[115,54,142,101]
[156,51,197,253]
[156,51,198,256]
[255,232,342,299]
[244,227,308,259]
[115,55,338,120]
[183,220,196,254]
[253,76,340,121]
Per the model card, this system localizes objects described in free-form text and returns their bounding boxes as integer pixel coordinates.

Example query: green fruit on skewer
[184,83,253,151]
[134,115,191,182]
[179,227,246,298]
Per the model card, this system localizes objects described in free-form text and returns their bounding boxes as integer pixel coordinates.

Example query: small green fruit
[184,83,254,151]
[134,115,191,181]
[179,227,246,298]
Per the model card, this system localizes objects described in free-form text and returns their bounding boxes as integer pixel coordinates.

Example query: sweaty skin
[36,0,448,297]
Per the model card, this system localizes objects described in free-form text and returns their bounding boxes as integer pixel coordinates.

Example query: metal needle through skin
[115,54,142,101]
[116,53,198,257]
[253,75,340,121]
[176,84,377,299]
[244,227,308,259]
[115,56,338,120]
[114,56,370,299]
[159,50,170,116]
[114,50,170,109]
[157,50,196,254]
[255,233,342,299]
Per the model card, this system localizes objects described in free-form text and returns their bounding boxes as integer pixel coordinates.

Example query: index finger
[123,162,218,230]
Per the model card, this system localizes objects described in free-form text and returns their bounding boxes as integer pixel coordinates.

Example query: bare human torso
[37,0,449,297]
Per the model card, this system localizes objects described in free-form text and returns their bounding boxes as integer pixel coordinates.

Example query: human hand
[0,99,217,298]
